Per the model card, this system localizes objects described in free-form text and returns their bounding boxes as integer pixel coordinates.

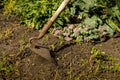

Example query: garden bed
[0,10,120,80]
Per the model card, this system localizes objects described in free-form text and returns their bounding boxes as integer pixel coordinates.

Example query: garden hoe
[29,0,70,63]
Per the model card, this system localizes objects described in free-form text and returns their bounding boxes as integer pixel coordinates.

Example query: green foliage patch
[12,0,70,29]
[2,0,120,42]
[52,0,118,42]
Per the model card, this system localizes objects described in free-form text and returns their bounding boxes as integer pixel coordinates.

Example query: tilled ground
[0,10,120,80]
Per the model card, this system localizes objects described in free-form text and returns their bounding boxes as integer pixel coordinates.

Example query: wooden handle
[29,0,70,43]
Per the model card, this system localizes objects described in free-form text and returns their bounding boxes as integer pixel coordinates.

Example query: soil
[0,9,120,80]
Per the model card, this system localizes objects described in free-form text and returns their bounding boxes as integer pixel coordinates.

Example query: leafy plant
[54,0,119,42]
[96,0,120,33]
[108,5,120,32]
[6,0,70,29]
[3,0,119,42]
[52,23,109,42]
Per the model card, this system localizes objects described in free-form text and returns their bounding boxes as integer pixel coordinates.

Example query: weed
[90,47,120,77]
[19,37,27,51]
[0,53,18,79]
[53,47,120,79]
[50,44,55,51]
[53,68,59,80]
[4,28,12,37]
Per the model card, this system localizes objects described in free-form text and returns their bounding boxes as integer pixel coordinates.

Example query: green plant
[80,0,116,36]
[19,37,27,51]
[96,0,120,33]
[52,0,117,42]
[4,0,119,43]
[52,23,109,42]
[7,0,70,29]
[90,47,120,75]
[3,0,15,14]
[0,53,15,79]
[90,47,107,62]
[108,5,120,32]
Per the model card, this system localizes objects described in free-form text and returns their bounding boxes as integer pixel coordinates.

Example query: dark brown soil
[0,10,120,80]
